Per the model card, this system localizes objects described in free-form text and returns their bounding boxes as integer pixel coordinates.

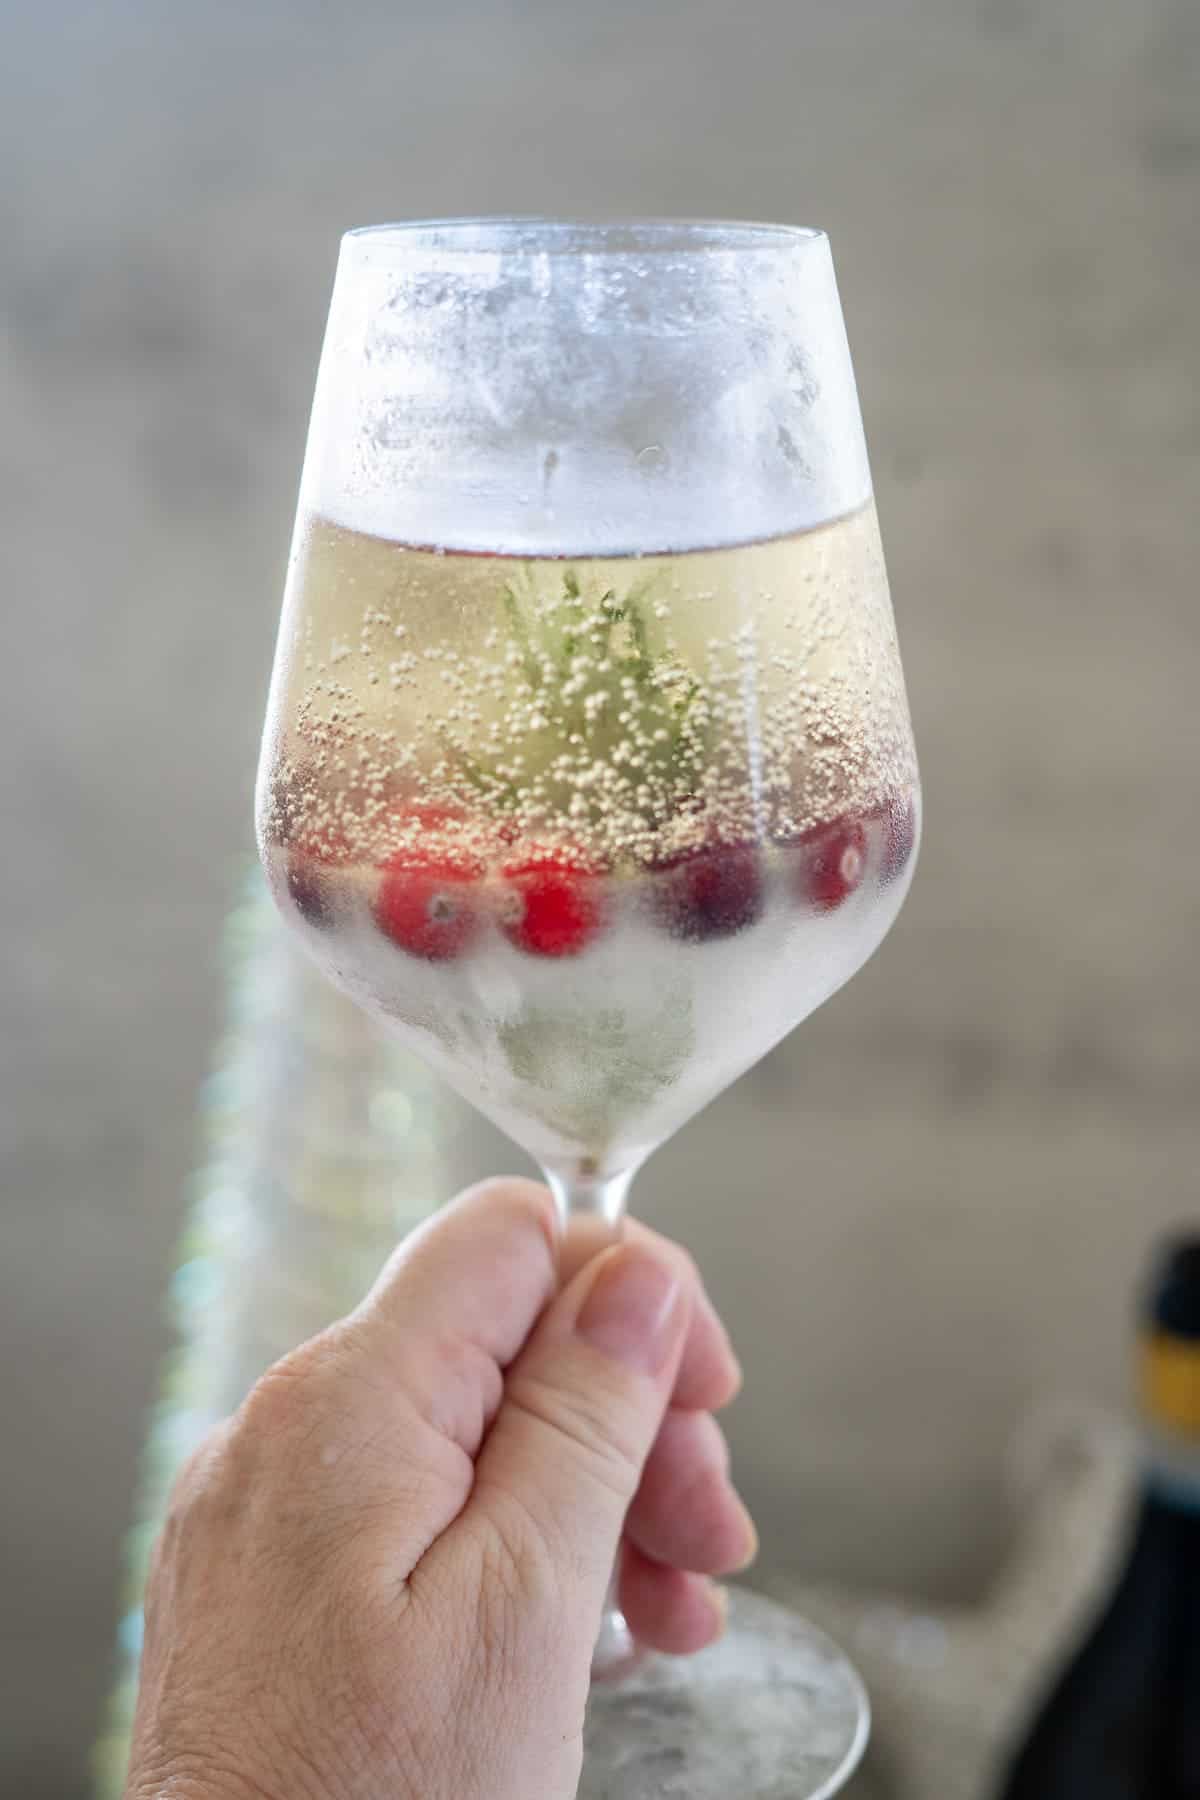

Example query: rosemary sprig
[502,580,544,692]
[450,565,713,837]
[434,724,522,813]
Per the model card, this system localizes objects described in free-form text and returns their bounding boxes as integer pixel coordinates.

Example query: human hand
[126,1179,756,1800]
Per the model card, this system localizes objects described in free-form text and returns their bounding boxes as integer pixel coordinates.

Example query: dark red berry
[499,850,607,958]
[284,827,350,931]
[879,792,917,885]
[796,816,868,911]
[650,842,764,942]
[374,849,483,961]
[286,859,335,928]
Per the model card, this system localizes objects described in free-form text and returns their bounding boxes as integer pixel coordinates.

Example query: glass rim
[341,216,828,260]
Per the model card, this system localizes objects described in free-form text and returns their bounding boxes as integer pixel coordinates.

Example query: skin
[126,1178,758,1800]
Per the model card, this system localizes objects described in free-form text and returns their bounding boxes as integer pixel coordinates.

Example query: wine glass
[257,217,919,1798]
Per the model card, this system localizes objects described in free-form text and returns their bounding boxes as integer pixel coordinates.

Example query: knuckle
[394,1326,503,1450]
[160,1420,241,1542]
[461,1498,575,1662]
[227,1330,366,1482]
[508,1365,644,1504]
[240,1332,341,1435]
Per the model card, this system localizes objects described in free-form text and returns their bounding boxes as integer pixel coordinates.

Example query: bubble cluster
[262,501,917,874]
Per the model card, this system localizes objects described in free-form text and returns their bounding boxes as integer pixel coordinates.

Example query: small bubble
[635,444,668,476]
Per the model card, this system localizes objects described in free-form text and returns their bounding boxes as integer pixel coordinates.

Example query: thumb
[456,1241,690,1631]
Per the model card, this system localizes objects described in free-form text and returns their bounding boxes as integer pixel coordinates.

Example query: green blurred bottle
[996,1235,1200,1800]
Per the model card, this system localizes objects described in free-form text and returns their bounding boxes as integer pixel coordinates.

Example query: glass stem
[544,1163,642,1681]
[546,1165,634,1277]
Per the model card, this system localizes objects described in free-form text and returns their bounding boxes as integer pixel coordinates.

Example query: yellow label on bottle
[1140,1331,1200,1436]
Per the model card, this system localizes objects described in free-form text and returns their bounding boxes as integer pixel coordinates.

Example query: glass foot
[581,1588,869,1799]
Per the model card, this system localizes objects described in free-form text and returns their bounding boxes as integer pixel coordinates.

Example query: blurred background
[3,0,1198,1793]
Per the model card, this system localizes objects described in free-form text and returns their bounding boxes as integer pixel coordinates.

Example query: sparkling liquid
[257,502,919,1177]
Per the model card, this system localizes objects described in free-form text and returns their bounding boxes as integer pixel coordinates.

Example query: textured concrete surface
[2,0,1198,1792]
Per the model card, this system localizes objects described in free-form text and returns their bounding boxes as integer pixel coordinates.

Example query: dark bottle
[995,1235,1200,1800]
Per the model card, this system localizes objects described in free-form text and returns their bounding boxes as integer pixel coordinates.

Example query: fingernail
[576,1247,682,1376]
[699,1290,743,1390]
[732,1497,760,1571]
[707,1581,730,1639]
